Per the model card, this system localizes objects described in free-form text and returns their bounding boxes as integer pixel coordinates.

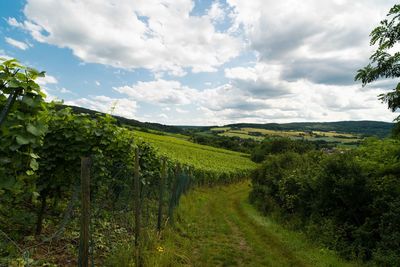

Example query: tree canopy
[355,4,400,121]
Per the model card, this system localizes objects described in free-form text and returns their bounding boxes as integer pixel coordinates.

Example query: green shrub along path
[145,182,362,267]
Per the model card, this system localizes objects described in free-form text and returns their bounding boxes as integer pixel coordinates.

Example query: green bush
[250,138,317,163]
[250,138,400,265]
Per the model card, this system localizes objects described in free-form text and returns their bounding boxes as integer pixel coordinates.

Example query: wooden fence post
[79,157,91,267]
[157,158,166,232]
[133,148,141,266]
[168,163,180,224]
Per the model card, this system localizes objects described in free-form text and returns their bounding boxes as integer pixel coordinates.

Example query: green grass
[220,131,265,141]
[133,130,258,174]
[129,126,191,140]
[143,182,365,267]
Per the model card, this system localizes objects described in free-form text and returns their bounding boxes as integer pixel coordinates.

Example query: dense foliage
[250,138,400,265]
[0,59,50,248]
[0,59,48,201]
[250,137,330,163]
[1,102,155,264]
[189,132,258,154]
[356,4,400,125]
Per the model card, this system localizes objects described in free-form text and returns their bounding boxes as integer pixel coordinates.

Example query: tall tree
[355,4,400,122]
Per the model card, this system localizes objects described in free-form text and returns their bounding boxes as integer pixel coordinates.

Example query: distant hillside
[60,105,184,134]
[223,121,394,138]
[60,105,394,138]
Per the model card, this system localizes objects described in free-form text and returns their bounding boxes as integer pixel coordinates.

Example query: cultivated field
[211,126,362,144]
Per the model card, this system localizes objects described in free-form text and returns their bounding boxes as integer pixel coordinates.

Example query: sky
[0,0,398,125]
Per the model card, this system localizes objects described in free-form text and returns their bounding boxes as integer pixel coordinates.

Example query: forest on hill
[64,105,394,138]
[224,121,394,138]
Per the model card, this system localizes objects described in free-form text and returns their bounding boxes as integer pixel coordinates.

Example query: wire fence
[0,145,194,267]
[76,148,193,266]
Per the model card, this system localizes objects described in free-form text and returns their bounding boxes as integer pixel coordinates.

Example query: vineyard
[134,130,257,179]
[0,59,257,266]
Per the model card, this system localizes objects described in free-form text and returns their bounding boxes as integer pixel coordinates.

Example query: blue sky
[0,0,398,125]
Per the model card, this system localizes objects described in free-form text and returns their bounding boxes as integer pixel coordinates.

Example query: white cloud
[7,17,21,27]
[5,37,29,50]
[175,107,188,113]
[0,50,12,60]
[111,57,395,124]
[15,0,241,74]
[114,79,199,105]
[59,88,72,94]
[194,62,396,124]
[164,0,398,125]
[34,74,58,101]
[65,95,137,119]
[224,63,292,98]
[206,1,225,22]
[36,75,58,86]
[7,1,398,125]
[226,0,398,85]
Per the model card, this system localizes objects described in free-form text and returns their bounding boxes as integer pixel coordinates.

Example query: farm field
[211,126,363,144]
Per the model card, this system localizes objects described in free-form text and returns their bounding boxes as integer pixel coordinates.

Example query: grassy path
[145,182,363,267]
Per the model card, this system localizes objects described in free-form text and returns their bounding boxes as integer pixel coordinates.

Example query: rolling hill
[64,104,394,138]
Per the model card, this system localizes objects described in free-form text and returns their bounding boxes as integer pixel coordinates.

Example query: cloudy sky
[0,0,398,125]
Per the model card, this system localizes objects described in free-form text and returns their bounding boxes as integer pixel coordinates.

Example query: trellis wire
[75,145,195,266]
